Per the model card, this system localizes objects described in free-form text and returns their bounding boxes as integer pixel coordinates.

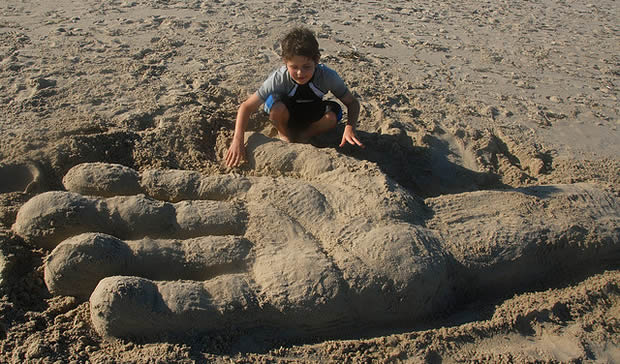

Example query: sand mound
[11,140,618,339]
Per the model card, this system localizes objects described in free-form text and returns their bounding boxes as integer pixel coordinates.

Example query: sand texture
[1,0,619,363]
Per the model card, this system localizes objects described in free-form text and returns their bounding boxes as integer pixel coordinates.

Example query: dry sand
[1,0,619,362]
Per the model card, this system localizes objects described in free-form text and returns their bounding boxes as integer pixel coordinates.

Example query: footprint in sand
[12,133,619,338]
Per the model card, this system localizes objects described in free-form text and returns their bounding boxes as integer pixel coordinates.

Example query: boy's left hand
[339,125,364,148]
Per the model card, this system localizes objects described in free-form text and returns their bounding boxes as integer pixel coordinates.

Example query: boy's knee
[269,102,289,123]
[324,111,338,127]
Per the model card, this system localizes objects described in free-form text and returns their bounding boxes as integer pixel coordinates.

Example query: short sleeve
[257,66,289,101]
[318,65,348,98]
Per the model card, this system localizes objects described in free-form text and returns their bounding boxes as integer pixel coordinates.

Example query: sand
[1,0,619,362]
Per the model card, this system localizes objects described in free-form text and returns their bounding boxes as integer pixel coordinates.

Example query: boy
[225,27,363,167]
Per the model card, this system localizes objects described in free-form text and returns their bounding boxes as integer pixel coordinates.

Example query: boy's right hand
[225,139,246,167]
[226,92,263,168]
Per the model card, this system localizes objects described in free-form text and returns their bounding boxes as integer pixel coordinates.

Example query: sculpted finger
[62,163,253,201]
[45,232,252,299]
[13,191,246,249]
[63,162,141,196]
[140,169,253,201]
[90,275,259,338]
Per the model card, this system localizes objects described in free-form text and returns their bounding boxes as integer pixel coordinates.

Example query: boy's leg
[298,111,338,141]
[268,101,293,142]
[298,101,342,141]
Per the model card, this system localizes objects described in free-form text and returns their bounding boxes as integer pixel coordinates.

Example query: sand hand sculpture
[12,134,620,338]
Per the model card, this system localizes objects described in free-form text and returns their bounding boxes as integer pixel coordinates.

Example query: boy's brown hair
[281,27,320,63]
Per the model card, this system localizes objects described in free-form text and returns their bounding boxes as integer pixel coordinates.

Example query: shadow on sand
[310,125,504,198]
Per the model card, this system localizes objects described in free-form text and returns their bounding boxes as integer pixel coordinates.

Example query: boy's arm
[225,92,263,167]
[338,91,364,148]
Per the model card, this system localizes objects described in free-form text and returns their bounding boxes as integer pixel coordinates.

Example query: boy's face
[285,55,316,85]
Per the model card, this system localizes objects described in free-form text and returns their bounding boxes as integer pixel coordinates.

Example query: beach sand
[0,0,618,362]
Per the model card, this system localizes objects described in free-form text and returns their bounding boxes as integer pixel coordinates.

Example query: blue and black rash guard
[257,64,349,104]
